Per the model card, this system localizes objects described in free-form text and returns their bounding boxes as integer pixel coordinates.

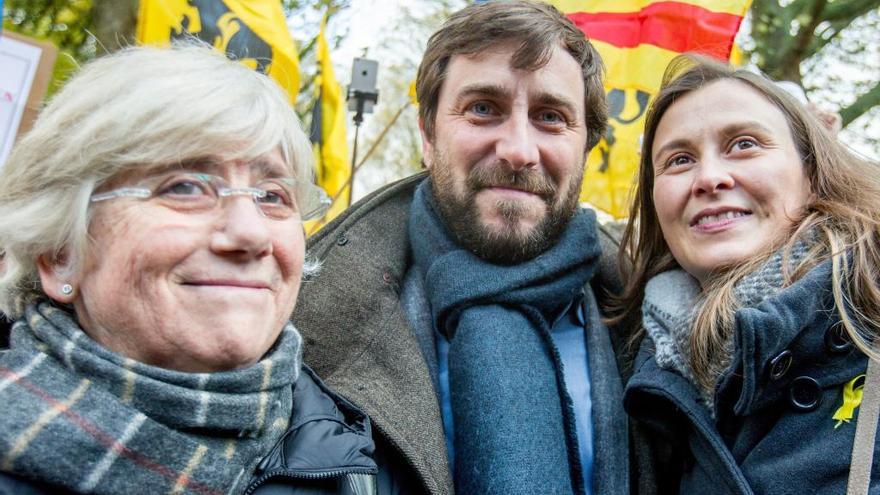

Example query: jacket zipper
[242,467,377,495]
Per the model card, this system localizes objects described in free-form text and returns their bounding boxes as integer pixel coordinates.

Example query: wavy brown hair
[415,0,607,151]
[616,54,880,390]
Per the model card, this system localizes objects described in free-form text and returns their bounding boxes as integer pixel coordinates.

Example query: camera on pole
[346,58,379,204]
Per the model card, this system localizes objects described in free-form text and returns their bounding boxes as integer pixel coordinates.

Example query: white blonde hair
[0,43,315,317]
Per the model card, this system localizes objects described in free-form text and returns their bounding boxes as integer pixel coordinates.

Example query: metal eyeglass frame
[89,173,332,221]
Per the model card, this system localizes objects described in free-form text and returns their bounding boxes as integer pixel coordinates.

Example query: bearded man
[293,2,647,494]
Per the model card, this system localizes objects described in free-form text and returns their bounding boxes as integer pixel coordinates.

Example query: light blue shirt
[436,295,594,493]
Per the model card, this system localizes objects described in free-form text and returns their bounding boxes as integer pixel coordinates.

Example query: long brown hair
[617,54,880,390]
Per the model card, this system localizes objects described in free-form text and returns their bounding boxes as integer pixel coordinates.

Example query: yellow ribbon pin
[833,374,866,428]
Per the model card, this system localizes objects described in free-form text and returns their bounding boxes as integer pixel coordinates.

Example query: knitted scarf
[642,241,810,411]
[409,179,601,495]
[0,301,301,495]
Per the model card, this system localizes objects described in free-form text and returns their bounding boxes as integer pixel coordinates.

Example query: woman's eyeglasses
[90,172,331,221]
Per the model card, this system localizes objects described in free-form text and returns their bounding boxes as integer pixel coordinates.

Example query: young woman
[619,55,880,494]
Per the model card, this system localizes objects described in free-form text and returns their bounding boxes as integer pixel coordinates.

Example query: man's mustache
[466,165,557,200]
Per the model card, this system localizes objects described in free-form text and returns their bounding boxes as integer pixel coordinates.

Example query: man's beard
[428,151,583,265]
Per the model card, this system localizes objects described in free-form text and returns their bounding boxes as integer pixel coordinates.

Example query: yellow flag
[136,0,300,104]
[305,14,350,233]
[408,80,418,107]
[551,0,752,218]
[729,42,746,66]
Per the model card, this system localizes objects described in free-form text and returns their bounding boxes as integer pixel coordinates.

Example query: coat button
[768,350,793,381]
[336,233,349,246]
[825,325,853,354]
[789,376,822,411]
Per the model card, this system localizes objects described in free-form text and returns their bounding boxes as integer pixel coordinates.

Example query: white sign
[0,34,43,167]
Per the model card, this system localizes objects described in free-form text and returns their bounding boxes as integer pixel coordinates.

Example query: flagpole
[348,98,364,207]
[347,87,378,207]
[307,100,409,236]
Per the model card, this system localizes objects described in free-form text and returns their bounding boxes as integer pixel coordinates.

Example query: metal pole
[348,97,366,207]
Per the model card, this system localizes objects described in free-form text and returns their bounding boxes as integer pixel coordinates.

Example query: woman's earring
[61,284,73,295]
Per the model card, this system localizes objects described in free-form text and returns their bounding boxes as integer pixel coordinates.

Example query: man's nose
[495,111,540,170]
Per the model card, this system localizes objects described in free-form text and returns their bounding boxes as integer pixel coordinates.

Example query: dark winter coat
[293,172,651,494]
[244,367,378,495]
[625,262,878,494]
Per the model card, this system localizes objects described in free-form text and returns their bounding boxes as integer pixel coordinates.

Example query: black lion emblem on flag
[171,0,274,74]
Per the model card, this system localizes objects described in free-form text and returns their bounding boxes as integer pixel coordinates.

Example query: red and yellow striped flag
[551,0,751,218]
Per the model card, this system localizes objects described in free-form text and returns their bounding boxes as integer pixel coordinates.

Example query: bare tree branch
[784,0,828,82]
[823,0,880,22]
[840,82,880,127]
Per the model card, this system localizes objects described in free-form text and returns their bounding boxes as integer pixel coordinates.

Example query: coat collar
[294,172,632,495]
[294,173,453,495]
[630,261,854,419]
[721,261,844,417]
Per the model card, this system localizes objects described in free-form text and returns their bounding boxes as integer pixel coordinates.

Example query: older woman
[619,55,880,494]
[0,45,379,495]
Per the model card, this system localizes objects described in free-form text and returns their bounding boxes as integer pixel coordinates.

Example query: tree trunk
[90,0,140,54]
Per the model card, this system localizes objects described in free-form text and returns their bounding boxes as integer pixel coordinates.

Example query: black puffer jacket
[245,366,379,495]
[0,367,379,495]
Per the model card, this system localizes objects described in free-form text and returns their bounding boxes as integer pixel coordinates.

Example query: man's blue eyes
[468,104,565,124]
[539,111,563,123]
[471,102,493,114]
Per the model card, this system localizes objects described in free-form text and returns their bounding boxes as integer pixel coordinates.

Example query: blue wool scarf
[409,179,601,495]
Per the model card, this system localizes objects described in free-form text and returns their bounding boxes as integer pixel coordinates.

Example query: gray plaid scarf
[0,301,301,495]
[643,241,810,411]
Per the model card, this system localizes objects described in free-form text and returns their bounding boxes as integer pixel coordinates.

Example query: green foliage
[3,0,95,59]
[749,0,878,80]
[3,0,97,94]
[745,0,880,155]
[2,0,350,98]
